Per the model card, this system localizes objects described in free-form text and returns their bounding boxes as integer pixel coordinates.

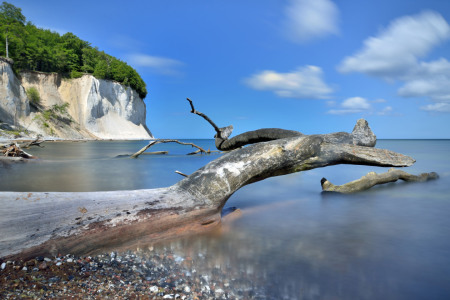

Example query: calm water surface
[1,139,449,299]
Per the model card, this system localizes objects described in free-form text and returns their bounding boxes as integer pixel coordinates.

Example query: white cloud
[342,97,371,109]
[283,0,339,43]
[398,58,450,102]
[128,53,184,76]
[244,65,333,99]
[327,97,372,114]
[421,103,450,112]
[338,11,450,78]
[338,11,450,113]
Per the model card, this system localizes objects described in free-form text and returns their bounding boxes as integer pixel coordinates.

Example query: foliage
[26,86,40,104]
[33,102,71,135]
[49,103,70,115]
[0,2,147,99]
[0,1,26,58]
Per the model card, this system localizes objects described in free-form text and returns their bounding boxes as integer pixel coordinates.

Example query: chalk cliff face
[0,60,153,139]
[0,59,30,125]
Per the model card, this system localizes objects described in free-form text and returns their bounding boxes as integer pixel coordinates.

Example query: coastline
[0,246,264,299]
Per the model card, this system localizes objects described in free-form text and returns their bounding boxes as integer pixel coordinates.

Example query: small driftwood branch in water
[175,170,189,177]
[130,139,210,158]
[321,168,439,193]
[186,98,376,151]
[18,135,45,149]
[0,119,415,260]
[141,151,169,155]
[1,143,36,159]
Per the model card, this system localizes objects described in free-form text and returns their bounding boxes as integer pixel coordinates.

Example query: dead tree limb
[321,168,439,193]
[1,143,36,159]
[18,135,45,149]
[187,97,223,136]
[130,139,210,158]
[0,120,414,260]
[186,98,376,151]
[175,170,189,177]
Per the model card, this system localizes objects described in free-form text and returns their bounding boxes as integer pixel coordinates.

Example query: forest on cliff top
[0,2,147,99]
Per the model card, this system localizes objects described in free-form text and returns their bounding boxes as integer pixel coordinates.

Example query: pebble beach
[0,247,268,299]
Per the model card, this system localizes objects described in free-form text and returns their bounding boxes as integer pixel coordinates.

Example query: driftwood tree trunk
[1,143,36,159]
[321,168,439,193]
[187,98,377,151]
[0,120,414,260]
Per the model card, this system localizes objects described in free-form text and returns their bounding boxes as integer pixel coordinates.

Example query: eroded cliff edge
[0,59,153,140]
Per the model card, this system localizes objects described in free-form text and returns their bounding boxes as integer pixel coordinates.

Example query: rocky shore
[0,247,268,299]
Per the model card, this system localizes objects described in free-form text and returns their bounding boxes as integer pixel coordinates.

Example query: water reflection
[1,140,450,299]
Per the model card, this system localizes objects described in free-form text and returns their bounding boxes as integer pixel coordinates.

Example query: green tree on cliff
[0,2,147,99]
[0,1,26,58]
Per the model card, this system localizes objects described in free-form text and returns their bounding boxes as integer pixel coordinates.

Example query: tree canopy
[0,2,147,99]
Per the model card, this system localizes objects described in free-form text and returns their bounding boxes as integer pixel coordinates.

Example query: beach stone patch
[0,248,268,299]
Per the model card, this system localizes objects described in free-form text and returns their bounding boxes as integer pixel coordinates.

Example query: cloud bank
[338,11,450,112]
[327,97,392,115]
[327,97,371,114]
[244,65,333,99]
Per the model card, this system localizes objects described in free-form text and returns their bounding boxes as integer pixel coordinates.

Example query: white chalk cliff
[0,59,153,139]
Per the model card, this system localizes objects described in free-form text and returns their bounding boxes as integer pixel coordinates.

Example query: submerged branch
[130,139,210,158]
[18,135,45,149]
[321,168,439,193]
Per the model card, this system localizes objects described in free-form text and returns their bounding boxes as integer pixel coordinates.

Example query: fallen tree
[0,119,415,260]
[1,143,36,160]
[186,98,377,150]
[321,168,439,193]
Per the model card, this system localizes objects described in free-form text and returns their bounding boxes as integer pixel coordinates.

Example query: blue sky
[9,0,450,138]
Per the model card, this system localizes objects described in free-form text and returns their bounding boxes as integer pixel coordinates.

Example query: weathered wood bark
[1,143,36,159]
[18,135,45,149]
[321,168,439,193]
[187,98,377,150]
[0,120,414,260]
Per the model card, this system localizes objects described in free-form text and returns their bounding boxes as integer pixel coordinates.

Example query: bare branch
[186,98,377,151]
[18,135,45,149]
[186,98,223,134]
[175,170,189,177]
[321,168,439,193]
[131,139,210,158]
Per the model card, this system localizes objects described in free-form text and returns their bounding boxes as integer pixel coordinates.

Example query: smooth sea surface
[1,139,450,299]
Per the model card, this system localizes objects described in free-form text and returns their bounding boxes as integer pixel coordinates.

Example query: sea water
[1,139,449,299]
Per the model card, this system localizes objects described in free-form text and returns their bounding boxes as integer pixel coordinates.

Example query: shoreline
[0,137,156,143]
[0,247,266,299]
